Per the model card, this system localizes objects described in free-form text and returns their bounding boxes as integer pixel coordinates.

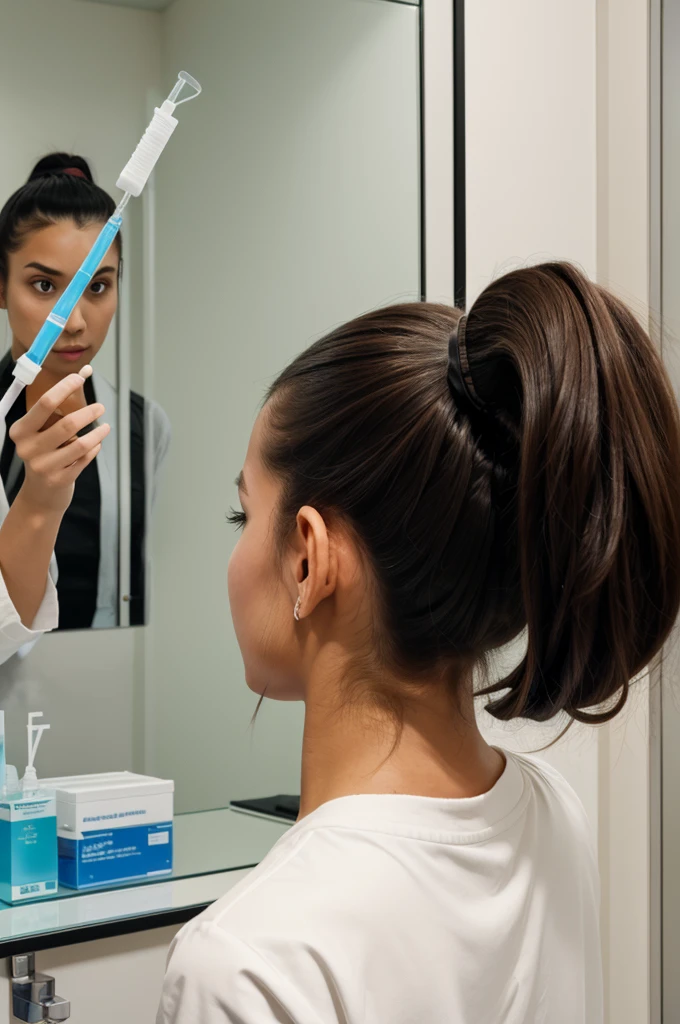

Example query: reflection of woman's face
[1,219,119,377]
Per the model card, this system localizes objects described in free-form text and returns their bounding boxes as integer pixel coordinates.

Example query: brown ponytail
[263,262,680,724]
[467,262,680,721]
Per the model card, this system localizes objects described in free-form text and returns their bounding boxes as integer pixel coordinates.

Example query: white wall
[423,0,453,305]
[466,2,651,1022]
[425,0,604,838]
[147,0,421,812]
[658,0,680,1018]
[0,0,162,776]
[466,0,597,302]
[0,925,178,1024]
[595,0,651,1018]
[465,0,600,823]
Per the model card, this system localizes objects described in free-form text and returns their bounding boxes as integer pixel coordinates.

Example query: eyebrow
[24,261,117,277]
[235,471,248,495]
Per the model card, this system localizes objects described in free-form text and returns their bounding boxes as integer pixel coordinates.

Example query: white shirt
[0,572,57,664]
[0,494,58,665]
[158,751,603,1024]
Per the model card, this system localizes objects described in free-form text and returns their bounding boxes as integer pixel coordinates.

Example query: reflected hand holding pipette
[9,366,110,514]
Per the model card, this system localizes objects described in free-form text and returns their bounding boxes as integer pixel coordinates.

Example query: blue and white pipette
[0,71,201,422]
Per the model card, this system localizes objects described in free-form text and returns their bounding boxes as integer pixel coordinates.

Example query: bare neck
[298,649,505,820]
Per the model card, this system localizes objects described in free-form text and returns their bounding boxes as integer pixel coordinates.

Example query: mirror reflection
[0,155,168,630]
[0,0,421,810]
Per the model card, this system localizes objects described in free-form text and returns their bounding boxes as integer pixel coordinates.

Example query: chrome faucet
[11,953,70,1022]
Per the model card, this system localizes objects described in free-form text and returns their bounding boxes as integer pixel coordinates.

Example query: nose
[64,301,86,336]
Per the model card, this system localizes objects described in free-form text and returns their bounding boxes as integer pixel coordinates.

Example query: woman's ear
[290,506,338,619]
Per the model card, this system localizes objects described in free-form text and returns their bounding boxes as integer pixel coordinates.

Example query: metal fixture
[11,953,70,1022]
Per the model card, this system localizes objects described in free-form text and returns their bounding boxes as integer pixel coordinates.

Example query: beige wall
[466,1,652,1021]
[657,0,680,1018]
[596,0,651,1021]
[466,0,597,301]
[465,0,600,823]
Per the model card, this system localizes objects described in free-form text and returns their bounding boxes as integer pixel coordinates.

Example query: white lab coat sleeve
[157,920,325,1024]
[0,569,58,666]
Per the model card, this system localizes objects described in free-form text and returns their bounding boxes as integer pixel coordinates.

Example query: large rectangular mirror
[0,2,157,634]
[0,0,423,809]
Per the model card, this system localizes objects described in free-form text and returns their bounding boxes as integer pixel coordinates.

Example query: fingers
[61,441,103,484]
[12,403,106,461]
[37,440,104,495]
[29,423,111,478]
[60,423,110,469]
[50,403,105,447]
[59,422,111,469]
[9,373,90,437]
[53,364,94,417]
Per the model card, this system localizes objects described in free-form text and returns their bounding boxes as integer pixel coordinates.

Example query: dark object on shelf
[230,794,300,822]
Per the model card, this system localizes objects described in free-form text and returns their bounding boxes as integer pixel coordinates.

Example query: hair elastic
[447,315,487,415]
[447,314,520,470]
[62,167,88,179]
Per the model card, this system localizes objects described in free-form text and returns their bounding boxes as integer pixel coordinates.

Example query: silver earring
[293,597,301,621]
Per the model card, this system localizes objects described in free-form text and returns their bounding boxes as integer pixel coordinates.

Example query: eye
[90,280,108,296]
[32,279,55,295]
[226,507,247,531]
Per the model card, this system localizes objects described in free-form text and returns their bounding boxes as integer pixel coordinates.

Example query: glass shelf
[0,807,289,954]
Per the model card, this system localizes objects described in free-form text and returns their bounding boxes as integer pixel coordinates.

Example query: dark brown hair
[263,262,680,724]
[0,152,120,283]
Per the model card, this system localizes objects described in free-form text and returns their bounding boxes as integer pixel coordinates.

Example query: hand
[9,369,111,515]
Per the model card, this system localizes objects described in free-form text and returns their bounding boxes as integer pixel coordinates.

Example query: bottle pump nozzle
[22,712,50,792]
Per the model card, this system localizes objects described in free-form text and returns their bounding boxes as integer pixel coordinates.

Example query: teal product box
[0,791,58,903]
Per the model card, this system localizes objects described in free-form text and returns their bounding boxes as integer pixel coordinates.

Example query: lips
[54,347,88,362]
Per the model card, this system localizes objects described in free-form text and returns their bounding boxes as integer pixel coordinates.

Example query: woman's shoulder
[160,915,323,1024]
[128,392,171,472]
[163,827,365,1023]
[504,748,596,848]
[129,389,170,429]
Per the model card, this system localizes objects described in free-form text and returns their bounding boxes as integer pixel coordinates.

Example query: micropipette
[0,71,201,423]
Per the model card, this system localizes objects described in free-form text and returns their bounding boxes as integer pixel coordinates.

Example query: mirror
[0,0,422,809]
[0,12,158,633]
